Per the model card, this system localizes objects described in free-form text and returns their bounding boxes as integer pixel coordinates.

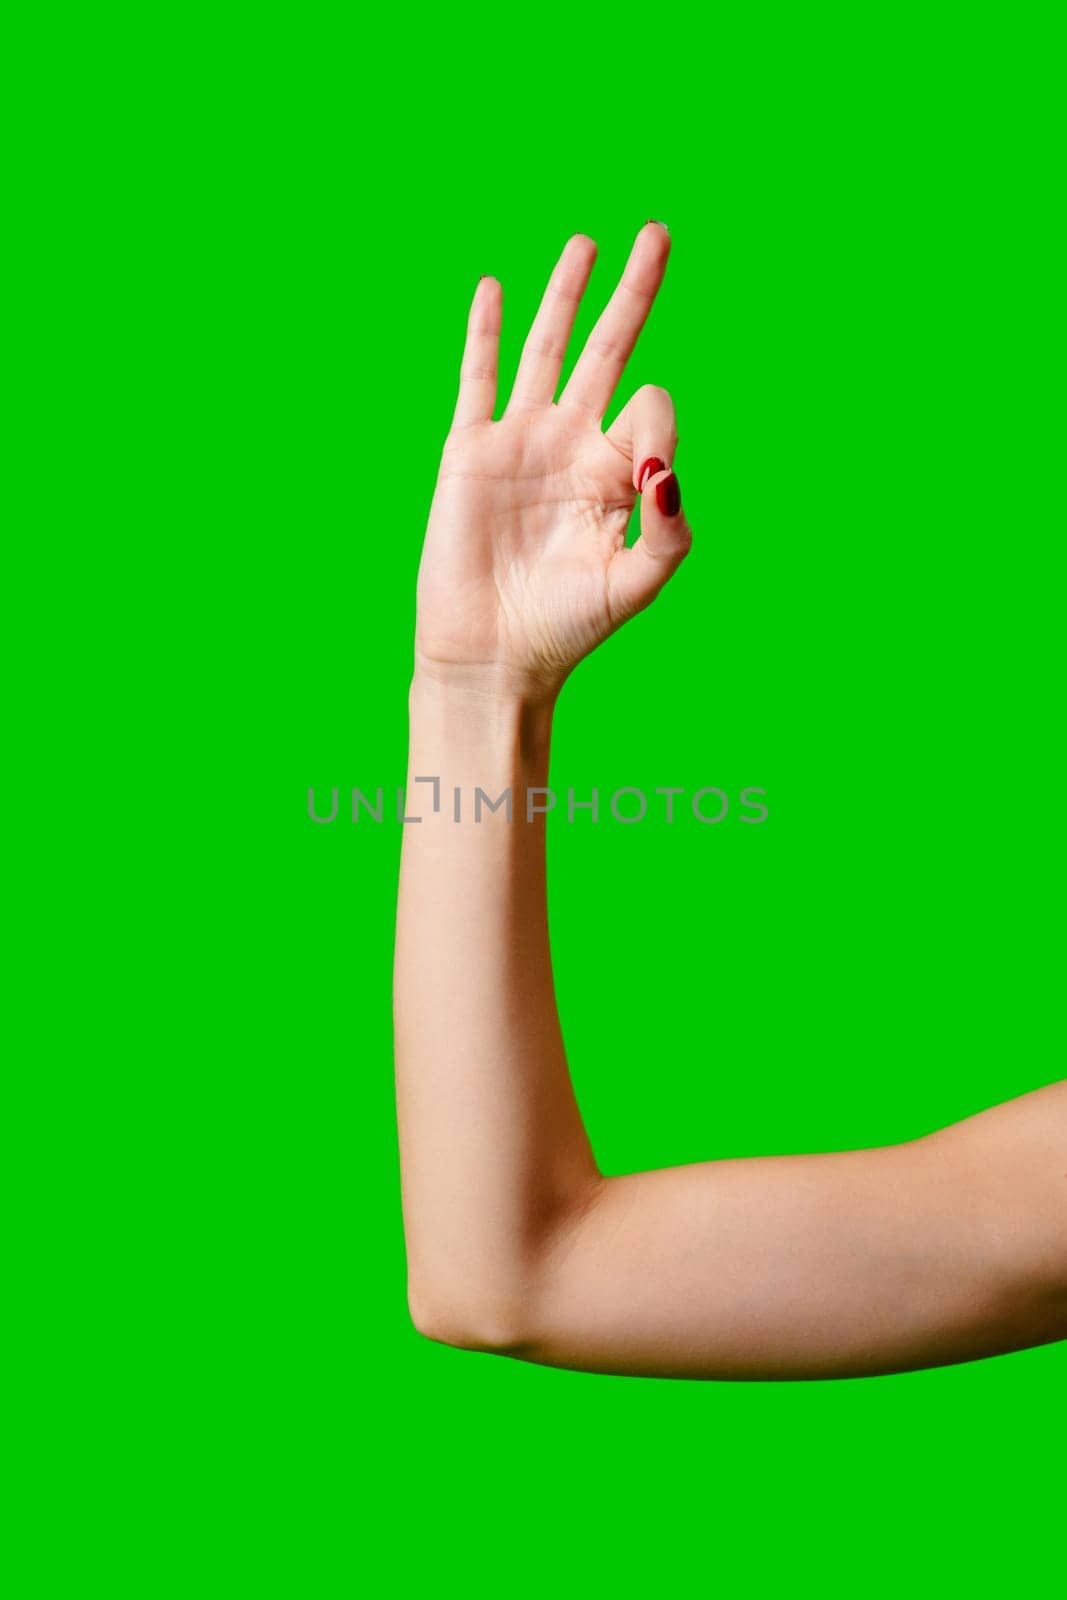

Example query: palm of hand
[414,226,690,696]
[418,405,637,686]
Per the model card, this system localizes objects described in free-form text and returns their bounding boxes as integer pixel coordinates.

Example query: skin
[393,222,1067,1379]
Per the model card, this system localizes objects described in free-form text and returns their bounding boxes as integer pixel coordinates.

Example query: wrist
[409,666,556,762]
[411,658,561,714]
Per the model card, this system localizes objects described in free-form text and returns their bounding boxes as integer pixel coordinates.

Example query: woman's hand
[414,223,693,702]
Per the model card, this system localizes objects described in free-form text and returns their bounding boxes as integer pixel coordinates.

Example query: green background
[13,6,1063,1594]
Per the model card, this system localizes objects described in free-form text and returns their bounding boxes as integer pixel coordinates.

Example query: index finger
[557,221,670,423]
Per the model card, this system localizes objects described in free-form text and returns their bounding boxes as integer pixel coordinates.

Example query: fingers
[608,461,691,618]
[604,383,679,491]
[502,235,598,417]
[557,221,670,423]
[451,276,502,429]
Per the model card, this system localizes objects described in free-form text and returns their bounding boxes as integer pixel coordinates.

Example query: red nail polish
[637,456,665,492]
[655,472,681,517]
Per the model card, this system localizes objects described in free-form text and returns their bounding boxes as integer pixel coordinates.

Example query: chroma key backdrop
[9,6,1062,1595]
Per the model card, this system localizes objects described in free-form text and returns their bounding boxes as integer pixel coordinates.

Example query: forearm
[391,683,1067,1379]
[393,671,601,1345]
[396,726,1067,1376]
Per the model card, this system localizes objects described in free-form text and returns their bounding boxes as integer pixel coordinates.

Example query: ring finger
[502,234,598,416]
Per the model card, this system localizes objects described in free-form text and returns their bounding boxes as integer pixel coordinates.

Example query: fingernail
[645,218,669,230]
[637,455,666,492]
[655,472,681,517]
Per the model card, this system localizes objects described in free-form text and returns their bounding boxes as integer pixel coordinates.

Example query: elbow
[407,1279,534,1356]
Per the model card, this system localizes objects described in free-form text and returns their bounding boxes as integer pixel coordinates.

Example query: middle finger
[558,222,671,423]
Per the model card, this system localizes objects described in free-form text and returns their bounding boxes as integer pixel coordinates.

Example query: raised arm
[392,224,1067,1379]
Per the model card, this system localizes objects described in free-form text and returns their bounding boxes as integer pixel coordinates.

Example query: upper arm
[512,1081,1067,1380]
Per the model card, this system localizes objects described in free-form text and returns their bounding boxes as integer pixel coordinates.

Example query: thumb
[609,462,692,617]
